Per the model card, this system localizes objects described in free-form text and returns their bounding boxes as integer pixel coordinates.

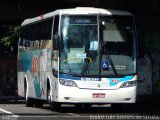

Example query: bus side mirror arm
[53,34,59,50]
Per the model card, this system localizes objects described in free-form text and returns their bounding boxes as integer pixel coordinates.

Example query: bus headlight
[59,79,77,87]
[120,81,136,88]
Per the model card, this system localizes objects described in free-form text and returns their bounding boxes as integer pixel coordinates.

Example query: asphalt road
[0,102,160,120]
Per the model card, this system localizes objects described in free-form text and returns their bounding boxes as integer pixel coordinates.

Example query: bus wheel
[35,99,43,108]
[75,104,92,111]
[75,104,83,110]
[84,104,92,110]
[24,81,34,107]
[51,102,61,111]
[47,88,61,111]
[47,84,61,111]
[25,97,34,107]
[47,88,52,108]
[111,103,125,112]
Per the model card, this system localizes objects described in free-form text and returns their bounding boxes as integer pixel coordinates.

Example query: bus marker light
[125,98,131,101]
[40,15,44,20]
[64,97,71,101]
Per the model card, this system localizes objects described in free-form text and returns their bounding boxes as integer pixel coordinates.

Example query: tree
[0,25,20,55]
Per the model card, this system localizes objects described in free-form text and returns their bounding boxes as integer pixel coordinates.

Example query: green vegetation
[0,25,20,55]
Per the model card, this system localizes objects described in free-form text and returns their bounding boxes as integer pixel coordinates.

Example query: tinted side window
[20,18,53,50]
[53,15,59,35]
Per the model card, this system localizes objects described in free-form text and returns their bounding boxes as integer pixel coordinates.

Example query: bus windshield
[60,15,136,76]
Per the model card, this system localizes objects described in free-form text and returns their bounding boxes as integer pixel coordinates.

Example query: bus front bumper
[57,85,136,103]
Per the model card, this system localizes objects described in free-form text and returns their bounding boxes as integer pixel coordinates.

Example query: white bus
[18,7,137,110]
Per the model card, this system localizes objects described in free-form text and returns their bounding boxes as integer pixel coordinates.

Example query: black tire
[47,87,61,111]
[75,103,83,109]
[25,97,34,107]
[111,103,125,112]
[24,81,34,107]
[47,87,52,108]
[83,104,92,111]
[51,102,61,111]
[84,104,92,108]
[34,99,43,108]
[75,103,92,111]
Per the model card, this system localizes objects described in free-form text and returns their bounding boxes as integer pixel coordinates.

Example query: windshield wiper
[81,48,118,76]
[81,61,91,75]
[81,51,93,75]
[104,49,118,76]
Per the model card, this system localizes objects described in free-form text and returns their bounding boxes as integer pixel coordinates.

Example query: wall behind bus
[0,55,17,100]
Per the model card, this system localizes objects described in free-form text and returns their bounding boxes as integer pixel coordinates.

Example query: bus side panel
[31,49,49,100]
[18,49,53,100]
[17,51,28,97]
[30,48,55,100]
[18,71,25,97]
[18,50,34,98]
[40,49,53,100]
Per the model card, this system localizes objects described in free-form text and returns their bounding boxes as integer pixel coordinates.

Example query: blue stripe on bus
[109,76,134,86]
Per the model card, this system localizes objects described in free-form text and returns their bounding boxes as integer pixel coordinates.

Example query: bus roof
[21,7,133,26]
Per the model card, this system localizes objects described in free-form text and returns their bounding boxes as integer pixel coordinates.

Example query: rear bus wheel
[24,81,34,107]
[34,99,43,108]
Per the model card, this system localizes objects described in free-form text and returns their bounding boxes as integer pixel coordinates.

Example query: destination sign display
[69,16,97,24]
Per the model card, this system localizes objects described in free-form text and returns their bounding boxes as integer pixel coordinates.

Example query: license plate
[92,93,105,98]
